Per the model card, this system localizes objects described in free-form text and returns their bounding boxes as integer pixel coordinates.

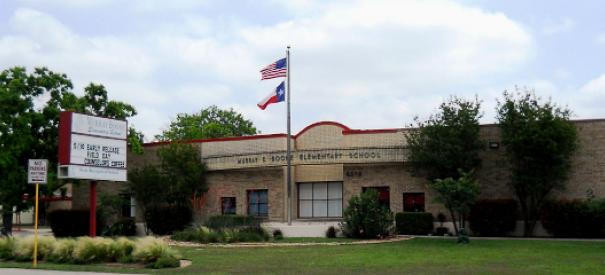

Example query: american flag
[260,58,287,80]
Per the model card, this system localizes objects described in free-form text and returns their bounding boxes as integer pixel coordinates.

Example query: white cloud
[542,17,575,36]
[0,1,535,140]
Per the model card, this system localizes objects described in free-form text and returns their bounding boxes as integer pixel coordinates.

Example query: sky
[1,0,604,141]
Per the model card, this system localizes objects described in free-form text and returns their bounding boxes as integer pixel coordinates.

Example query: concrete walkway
[0,269,140,275]
[412,235,605,242]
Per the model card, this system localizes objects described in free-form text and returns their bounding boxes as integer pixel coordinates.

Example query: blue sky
[1,0,604,140]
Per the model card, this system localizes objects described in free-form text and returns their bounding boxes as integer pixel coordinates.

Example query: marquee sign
[202,147,407,170]
[58,112,128,181]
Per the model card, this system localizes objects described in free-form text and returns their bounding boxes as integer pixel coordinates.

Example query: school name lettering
[234,149,391,165]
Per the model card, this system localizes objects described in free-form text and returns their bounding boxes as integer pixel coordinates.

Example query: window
[221,197,236,215]
[403,192,425,212]
[298,182,342,218]
[247,190,268,217]
[120,194,136,218]
[363,187,390,209]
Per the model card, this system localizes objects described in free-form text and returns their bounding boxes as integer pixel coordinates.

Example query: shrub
[150,256,180,269]
[109,237,136,262]
[205,215,259,229]
[103,218,137,237]
[326,226,338,238]
[48,210,103,237]
[237,227,270,242]
[13,236,56,261]
[145,205,192,235]
[273,229,284,240]
[172,227,203,242]
[469,199,518,236]
[48,238,77,263]
[72,237,113,263]
[0,236,179,268]
[172,225,270,244]
[341,189,393,239]
[133,237,180,265]
[0,237,15,260]
[541,199,605,238]
[395,212,434,235]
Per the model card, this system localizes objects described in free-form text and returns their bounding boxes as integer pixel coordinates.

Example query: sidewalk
[411,235,605,242]
[0,269,140,275]
[8,226,53,238]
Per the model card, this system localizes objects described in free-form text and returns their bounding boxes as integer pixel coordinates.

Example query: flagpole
[286,45,292,226]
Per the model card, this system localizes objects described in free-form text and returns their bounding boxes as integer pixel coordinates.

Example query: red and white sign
[58,112,128,181]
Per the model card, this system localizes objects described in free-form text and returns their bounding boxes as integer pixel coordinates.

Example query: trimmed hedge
[172,226,270,243]
[469,199,517,236]
[48,210,103,237]
[541,199,605,238]
[145,205,192,235]
[205,215,260,229]
[395,212,434,235]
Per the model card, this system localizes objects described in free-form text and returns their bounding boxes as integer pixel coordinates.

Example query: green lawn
[1,238,604,274]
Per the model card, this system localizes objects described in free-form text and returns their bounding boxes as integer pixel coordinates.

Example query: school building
[67,119,605,236]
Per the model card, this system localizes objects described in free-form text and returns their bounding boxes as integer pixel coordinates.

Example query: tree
[405,96,483,234]
[0,66,141,234]
[496,90,577,236]
[406,96,483,180]
[341,189,393,239]
[128,142,207,234]
[432,171,480,233]
[155,105,258,141]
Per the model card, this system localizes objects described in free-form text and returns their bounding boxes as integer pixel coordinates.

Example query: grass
[272,237,356,243]
[1,238,604,274]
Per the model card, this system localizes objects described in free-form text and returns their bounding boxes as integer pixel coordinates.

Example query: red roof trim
[343,129,399,135]
[141,121,405,147]
[294,121,351,138]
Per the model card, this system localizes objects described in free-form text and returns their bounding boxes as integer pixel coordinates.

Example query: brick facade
[70,119,605,223]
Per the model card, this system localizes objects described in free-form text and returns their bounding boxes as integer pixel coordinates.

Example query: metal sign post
[28,159,48,268]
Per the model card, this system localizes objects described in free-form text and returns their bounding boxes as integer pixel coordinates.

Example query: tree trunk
[520,197,539,237]
[448,208,459,235]
[2,210,13,236]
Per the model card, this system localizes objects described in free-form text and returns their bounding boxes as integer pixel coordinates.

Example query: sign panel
[60,165,127,182]
[71,112,127,139]
[203,147,407,170]
[69,134,127,168]
[28,159,48,184]
[58,112,128,182]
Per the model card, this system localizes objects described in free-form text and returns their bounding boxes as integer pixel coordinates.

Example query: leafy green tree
[432,171,480,234]
[341,189,393,239]
[128,143,207,233]
[155,105,258,141]
[0,66,141,234]
[1,67,73,233]
[405,96,483,234]
[406,96,483,180]
[158,142,207,207]
[497,90,577,236]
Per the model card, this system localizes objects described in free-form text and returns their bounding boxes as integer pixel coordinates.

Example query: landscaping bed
[0,236,181,269]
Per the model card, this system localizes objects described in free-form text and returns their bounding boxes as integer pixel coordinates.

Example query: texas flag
[258,81,285,110]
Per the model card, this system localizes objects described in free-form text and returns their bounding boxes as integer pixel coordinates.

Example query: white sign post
[28,159,47,268]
